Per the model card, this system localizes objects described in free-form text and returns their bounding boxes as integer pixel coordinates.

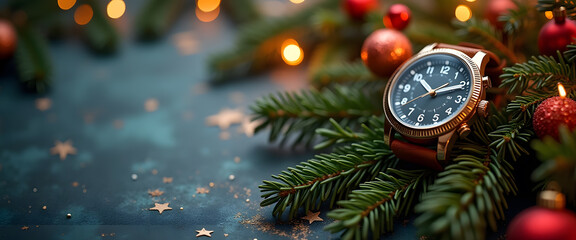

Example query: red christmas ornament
[383,4,411,31]
[507,190,576,240]
[533,85,576,140]
[361,29,412,78]
[538,7,576,56]
[484,0,516,29]
[0,19,17,60]
[343,0,378,21]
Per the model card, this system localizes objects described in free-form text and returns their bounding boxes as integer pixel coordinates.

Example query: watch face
[388,53,474,129]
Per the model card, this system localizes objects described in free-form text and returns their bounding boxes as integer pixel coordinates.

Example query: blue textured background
[0,1,529,239]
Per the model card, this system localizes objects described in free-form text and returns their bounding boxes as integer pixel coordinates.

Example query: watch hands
[435,84,465,94]
[402,82,450,106]
[419,79,433,92]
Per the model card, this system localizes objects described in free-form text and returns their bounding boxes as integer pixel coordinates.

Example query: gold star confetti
[149,202,172,214]
[209,182,215,188]
[163,177,173,183]
[21,226,29,230]
[302,211,323,224]
[50,140,77,160]
[234,156,241,163]
[237,117,261,137]
[196,187,209,194]
[148,189,164,197]
[151,169,158,175]
[36,98,52,111]
[145,98,159,112]
[224,233,229,237]
[196,228,213,237]
[205,108,244,130]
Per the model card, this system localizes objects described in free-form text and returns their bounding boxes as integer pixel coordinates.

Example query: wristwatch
[382,43,503,171]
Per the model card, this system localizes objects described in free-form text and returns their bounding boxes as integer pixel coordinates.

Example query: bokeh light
[466,0,476,2]
[281,39,304,66]
[74,4,93,25]
[107,0,126,19]
[196,5,220,22]
[58,0,76,10]
[545,11,553,19]
[290,0,305,3]
[455,5,472,22]
[197,0,221,12]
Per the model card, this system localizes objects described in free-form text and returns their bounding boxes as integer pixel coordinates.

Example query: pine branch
[259,138,396,220]
[415,148,517,240]
[251,84,382,146]
[501,1,529,35]
[15,26,51,92]
[315,116,383,150]
[82,0,119,53]
[208,0,339,82]
[310,60,378,88]
[325,169,432,240]
[454,18,518,63]
[220,0,262,24]
[563,44,576,63]
[135,0,184,40]
[500,55,575,94]
[531,126,576,203]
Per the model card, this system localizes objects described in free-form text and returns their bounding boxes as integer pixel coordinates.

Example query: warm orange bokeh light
[455,5,472,22]
[559,83,567,98]
[107,0,126,19]
[545,11,554,19]
[466,0,476,2]
[74,4,93,25]
[197,0,221,12]
[290,0,305,3]
[196,5,219,22]
[281,39,304,66]
[58,0,76,10]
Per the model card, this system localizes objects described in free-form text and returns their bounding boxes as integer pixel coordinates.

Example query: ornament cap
[538,190,566,210]
[553,7,567,24]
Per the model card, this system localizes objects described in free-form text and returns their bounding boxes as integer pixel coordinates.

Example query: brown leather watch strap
[390,140,443,171]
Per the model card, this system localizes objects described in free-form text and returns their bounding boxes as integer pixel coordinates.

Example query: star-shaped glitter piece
[196,187,209,194]
[144,98,159,112]
[205,108,244,130]
[50,140,77,160]
[149,202,172,214]
[302,211,323,224]
[148,189,164,197]
[196,228,213,237]
[163,177,173,183]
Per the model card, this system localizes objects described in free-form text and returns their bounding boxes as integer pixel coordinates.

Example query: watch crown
[482,76,492,88]
[458,123,471,138]
[477,100,490,118]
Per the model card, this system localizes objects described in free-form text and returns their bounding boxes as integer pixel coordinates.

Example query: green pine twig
[259,139,396,220]
[135,0,184,40]
[325,169,432,240]
[82,0,119,53]
[251,84,382,147]
[15,26,51,92]
[500,55,575,94]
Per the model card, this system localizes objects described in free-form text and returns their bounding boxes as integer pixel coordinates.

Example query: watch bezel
[383,48,483,138]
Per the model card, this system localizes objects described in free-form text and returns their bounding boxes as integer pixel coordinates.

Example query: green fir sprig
[251,83,382,146]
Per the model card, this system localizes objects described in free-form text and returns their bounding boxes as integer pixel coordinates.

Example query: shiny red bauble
[538,9,576,56]
[507,206,576,240]
[533,96,576,140]
[0,19,17,60]
[361,29,412,78]
[484,0,516,29]
[343,0,378,21]
[383,4,411,31]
